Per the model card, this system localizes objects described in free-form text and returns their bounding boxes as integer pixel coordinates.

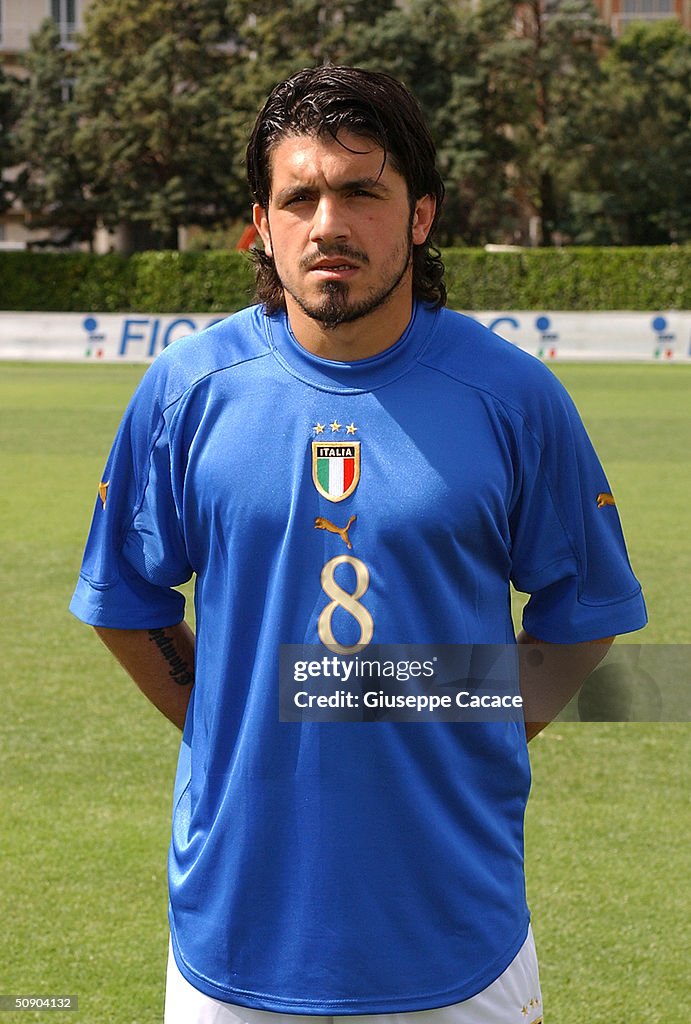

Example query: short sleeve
[509,375,647,642]
[69,369,192,629]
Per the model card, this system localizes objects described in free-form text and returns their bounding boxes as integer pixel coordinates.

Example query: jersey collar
[264,301,438,393]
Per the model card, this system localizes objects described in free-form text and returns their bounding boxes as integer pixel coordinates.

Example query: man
[70,67,646,1023]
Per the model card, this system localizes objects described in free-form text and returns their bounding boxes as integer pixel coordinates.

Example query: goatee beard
[290,242,413,331]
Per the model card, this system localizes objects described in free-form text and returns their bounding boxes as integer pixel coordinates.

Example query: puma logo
[596,492,616,508]
[314,514,357,549]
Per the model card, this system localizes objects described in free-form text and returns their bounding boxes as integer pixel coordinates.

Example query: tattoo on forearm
[148,628,194,686]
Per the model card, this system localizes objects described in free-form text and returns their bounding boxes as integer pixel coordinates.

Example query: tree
[483,0,611,245]
[74,0,240,251]
[572,20,691,245]
[0,63,22,219]
[224,0,398,101]
[11,19,97,247]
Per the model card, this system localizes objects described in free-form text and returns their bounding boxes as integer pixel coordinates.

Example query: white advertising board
[473,311,690,362]
[0,310,689,362]
[0,312,227,362]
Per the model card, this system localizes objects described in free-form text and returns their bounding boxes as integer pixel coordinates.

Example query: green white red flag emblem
[312,442,360,502]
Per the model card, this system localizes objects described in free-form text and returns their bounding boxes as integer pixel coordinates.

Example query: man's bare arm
[517,630,614,742]
[94,621,196,731]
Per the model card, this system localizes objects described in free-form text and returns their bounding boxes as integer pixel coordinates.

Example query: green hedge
[0,247,688,312]
[443,247,690,310]
[0,251,254,314]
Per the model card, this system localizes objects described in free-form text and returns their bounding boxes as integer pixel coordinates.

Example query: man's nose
[309,197,350,244]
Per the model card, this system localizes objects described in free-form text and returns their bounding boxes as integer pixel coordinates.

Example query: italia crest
[312,442,360,502]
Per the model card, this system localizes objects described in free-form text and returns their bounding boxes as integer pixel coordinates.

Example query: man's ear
[252,204,272,257]
[411,194,436,246]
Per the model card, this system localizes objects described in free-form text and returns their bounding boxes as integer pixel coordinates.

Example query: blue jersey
[70,303,646,1013]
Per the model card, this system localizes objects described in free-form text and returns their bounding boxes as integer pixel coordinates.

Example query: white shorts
[164,927,543,1024]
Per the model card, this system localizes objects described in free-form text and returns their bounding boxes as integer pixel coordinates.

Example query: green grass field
[1,361,689,1023]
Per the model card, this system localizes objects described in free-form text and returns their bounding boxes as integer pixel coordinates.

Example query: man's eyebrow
[273,178,391,204]
[273,185,313,205]
[338,177,391,194]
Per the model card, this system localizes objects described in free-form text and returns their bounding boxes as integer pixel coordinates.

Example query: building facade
[0,0,91,69]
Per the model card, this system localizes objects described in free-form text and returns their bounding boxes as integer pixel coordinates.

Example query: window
[61,77,76,103]
[51,0,77,44]
[621,0,673,12]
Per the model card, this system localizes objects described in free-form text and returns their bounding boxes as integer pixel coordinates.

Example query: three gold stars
[313,422,358,435]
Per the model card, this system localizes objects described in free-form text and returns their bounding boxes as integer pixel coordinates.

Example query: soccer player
[70,66,647,1024]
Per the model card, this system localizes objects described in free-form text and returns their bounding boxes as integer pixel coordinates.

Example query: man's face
[253,131,435,333]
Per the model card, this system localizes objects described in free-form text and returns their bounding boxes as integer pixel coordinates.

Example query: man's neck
[284,293,414,362]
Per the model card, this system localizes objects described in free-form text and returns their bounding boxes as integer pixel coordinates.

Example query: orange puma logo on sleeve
[596,492,616,508]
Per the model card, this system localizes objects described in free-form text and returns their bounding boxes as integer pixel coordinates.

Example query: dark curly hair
[246,65,446,313]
